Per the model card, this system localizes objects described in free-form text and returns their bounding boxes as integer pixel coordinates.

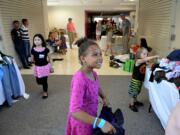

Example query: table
[144,68,180,129]
[99,35,123,50]
[99,36,135,54]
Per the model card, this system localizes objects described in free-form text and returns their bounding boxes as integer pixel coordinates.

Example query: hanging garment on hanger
[2,56,21,98]
[0,58,29,106]
[12,59,29,99]
[0,51,6,57]
[0,66,3,80]
[0,81,5,105]
[0,54,3,62]
[8,63,21,98]
[3,56,13,64]
[1,65,13,106]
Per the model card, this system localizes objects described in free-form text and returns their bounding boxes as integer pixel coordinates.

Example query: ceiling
[47,0,137,6]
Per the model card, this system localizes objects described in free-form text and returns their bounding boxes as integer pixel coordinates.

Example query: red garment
[67,22,75,32]
[130,44,140,54]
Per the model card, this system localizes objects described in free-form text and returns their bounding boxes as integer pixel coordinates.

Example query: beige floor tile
[21,47,131,76]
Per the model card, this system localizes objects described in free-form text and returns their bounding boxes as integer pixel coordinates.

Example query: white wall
[42,0,50,38]
[48,6,85,37]
[48,5,136,37]
[0,0,47,66]
[171,0,180,50]
[137,0,174,57]
[0,11,5,52]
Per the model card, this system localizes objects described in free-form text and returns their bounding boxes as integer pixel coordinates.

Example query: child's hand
[102,97,109,106]
[101,121,116,134]
[155,55,160,58]
[50,67,54,73]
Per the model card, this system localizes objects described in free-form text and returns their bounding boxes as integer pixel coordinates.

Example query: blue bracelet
[93,117,98,129]
[97,119,106,129]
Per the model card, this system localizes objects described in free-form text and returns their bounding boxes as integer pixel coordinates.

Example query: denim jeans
[1,65,13,106]
[22,40,31,61]
[15,46,28,67]
[8,64,21,98]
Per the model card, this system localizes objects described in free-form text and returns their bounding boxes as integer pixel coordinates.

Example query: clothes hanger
[0,50,13,58]
[0,50,6,57]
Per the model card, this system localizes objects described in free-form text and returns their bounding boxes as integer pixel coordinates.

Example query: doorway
[84,11,130,39]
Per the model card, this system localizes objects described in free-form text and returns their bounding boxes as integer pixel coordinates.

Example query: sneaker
[129,104,138,112]
[42,95,48,99]
[134,101,144,106]
[42,93,48,99]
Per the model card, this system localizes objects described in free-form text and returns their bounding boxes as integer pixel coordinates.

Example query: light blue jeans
[1,65,13,106]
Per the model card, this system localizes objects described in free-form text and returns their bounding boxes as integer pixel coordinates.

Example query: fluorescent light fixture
[47,2,59,6]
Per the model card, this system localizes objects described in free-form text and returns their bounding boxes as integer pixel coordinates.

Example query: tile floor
[21,47,131,76]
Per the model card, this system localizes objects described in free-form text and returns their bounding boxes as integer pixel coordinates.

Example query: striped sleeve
[20,26,29,41]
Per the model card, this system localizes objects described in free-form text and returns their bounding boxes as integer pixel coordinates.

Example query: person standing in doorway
[67,18,76,49]
[11,20,30,69]
[96,21,102,41]
[104,21,113,56]
[120,14,131,54]
[20,18,32,66]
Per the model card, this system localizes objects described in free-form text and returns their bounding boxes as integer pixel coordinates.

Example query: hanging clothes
[0,55,29,106]
[0,80,5,105]
[1,65,13,106]
[0,67,3,80]
[13,59,29,98]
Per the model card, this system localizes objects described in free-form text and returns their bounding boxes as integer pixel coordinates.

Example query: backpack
[93,106,125,135]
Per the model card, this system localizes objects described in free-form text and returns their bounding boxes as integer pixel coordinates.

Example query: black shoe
[42,95,48,99]
[129,104,138,112]
[134,101,144,106]
[28,63,32,66]
[42,93,48,99]
[23,66,30,69]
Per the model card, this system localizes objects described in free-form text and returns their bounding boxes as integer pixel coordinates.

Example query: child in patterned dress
[65,37,116,135]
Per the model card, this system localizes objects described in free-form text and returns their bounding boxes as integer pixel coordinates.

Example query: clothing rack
[0,55,29,106]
